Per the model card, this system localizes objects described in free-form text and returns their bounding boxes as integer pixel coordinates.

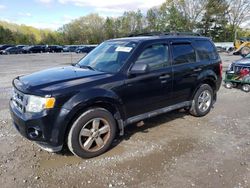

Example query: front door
[121,43,173,118]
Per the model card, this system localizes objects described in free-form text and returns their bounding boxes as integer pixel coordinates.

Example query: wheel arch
[63,96,125,146]
[191,74,217,102]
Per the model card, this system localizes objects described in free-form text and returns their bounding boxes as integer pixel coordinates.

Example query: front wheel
[241,84,250,92]
[67,108,117,158]
[224,82,233,89]
[189,84,213,117]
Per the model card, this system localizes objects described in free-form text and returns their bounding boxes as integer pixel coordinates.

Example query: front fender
[62,88,125,122]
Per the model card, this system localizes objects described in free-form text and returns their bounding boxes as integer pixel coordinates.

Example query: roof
[108,33,209,43]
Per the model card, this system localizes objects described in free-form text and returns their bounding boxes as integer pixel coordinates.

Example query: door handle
[159,74,170,79]
[193,68,202,72]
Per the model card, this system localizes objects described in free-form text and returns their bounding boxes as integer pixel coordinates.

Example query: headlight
[26,95,56,113]
[227,63,233,71]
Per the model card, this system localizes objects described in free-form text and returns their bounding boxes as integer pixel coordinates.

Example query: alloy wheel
[198,90,212,112]
[78,118,110,152]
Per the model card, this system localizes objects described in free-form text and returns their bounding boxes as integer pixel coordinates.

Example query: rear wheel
[241,84,250,92]
[67,108,117,158]
[190,84,213,117]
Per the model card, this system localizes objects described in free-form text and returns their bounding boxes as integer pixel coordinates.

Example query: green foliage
[197,0,229,41]
[0,20,61,44]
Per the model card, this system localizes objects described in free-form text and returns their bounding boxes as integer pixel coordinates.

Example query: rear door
[170,41,201,103]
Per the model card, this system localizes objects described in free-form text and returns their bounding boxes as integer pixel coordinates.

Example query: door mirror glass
[130,63,149,74]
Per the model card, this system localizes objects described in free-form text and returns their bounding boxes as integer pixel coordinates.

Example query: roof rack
[128,32,201,37]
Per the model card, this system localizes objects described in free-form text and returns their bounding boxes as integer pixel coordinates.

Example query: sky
[0,0,166,30]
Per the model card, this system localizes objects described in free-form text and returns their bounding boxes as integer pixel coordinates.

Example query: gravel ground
[0,53,249,188]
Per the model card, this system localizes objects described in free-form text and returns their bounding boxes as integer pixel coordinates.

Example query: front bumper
[9,100,70,152]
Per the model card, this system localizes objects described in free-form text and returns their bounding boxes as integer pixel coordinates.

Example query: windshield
[77,41,137,73]
[5,47,13,50]
[245,54,250,58]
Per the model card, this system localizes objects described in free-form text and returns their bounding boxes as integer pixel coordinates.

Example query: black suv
[23,45,46,53]
[10,34,222,158]
[75,46,97,53]
[46,45,63,53]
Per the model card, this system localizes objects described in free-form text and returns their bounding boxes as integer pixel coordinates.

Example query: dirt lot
[0,53,249,188]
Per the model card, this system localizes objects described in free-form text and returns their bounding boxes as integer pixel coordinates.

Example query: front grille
[12,89,26,113]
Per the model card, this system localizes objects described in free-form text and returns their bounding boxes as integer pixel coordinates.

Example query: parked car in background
[22,45,46,53]
[63,45,78,52]
[22,46,31,54]
[16,45,27,49]
[75,45,97,53]
[216,46,225,53]
[46,45,63,53]
[0,46,24,54]
[0,44,14,51]
[224,53,250,92]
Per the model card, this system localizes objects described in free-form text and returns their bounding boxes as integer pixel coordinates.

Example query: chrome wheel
[198,90,212,112]
[78,118,110,152]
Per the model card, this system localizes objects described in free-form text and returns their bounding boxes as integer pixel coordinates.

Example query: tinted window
[135,44,169,71]
[194,40,218,60]
[172,44,196,65]
[78,41,137,73]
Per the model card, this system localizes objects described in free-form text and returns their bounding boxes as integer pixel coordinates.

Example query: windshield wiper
[75,64,96,71]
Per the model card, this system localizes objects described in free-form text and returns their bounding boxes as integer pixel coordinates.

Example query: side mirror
[129,63,149,75]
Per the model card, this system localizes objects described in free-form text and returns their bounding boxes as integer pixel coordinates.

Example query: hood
[233,58,250,66]
[14,66,111,94]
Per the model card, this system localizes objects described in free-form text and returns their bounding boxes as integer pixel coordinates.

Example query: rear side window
[172,43,196,65]
[194,40,218,61]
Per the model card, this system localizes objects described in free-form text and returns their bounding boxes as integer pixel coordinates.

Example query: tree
[0,26,14,44]
[157,1,191,32]
[104,17,116,39]
[59,14,105,44]
[146,8,161,32]
[227,0,250,35]
[170,0,207,30]
[197,0,229,41]
[167,4,190,32]
[119,10,145,35]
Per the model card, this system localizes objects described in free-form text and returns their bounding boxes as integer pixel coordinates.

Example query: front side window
[172,43,196,65]
[78,41,137,73]
[135,44,169,71]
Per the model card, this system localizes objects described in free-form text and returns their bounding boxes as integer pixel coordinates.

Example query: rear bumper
[217,77,222,91]
[9,100,70,152]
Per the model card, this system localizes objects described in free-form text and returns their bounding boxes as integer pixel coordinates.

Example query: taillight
[219,62,223,78]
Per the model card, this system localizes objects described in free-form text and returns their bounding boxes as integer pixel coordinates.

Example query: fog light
[28,128,41,139]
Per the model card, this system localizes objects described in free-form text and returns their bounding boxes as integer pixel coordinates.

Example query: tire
[241,84,250,92]
[224,82,233,89]
[67,108,117,158]
[241,46,250,56]
[189,84,214,117]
